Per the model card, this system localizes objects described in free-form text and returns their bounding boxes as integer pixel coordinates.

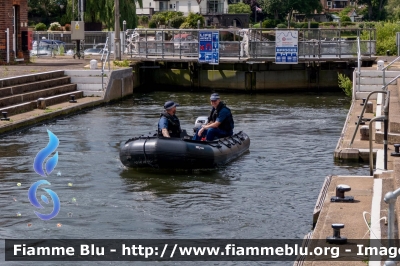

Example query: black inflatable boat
[119,131,250,169]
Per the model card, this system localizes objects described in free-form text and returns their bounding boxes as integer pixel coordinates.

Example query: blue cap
[210,93,220,101]
[164,101,179,110]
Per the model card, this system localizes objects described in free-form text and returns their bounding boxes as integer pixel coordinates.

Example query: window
[327,1,332,8]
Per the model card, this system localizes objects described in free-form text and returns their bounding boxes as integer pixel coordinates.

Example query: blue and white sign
[199,31,219,64]
[275,31,298,64]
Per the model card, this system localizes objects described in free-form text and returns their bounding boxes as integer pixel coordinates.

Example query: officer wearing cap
[193,93,234,141]
[158,101,182,138]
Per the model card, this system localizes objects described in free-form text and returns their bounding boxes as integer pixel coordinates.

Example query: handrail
[382,55,400,86]
[357,37,361,93]
[369,115,385,176]
[350,74,400,147]
[349,91,387,147]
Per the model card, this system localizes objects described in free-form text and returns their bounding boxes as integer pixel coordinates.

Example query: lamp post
[122,20,126,55]
[114,0,121,60]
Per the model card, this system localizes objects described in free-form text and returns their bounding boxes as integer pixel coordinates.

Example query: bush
[64,24,71,31]
[35,22,47,31]
[310,22,319,28]
[340,16,351,22]
[262,19,279,28]
[148,20,157,28]
[49,22,61,31]
[276,24,287,29]
[179,22,191,29]
[169,16,186,28]
[341,21,355,27]
[338,73,352,98]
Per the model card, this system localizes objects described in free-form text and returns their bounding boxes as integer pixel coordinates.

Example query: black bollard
[391,144,400,157]
[326,223,347,244]
[69,95,77,103]
[331,184,354,202]
[1,111,10,121]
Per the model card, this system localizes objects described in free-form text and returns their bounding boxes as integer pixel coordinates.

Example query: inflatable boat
[119,131,250,169]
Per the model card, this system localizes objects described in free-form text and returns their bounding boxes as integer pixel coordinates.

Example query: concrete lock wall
[143,68,342,91]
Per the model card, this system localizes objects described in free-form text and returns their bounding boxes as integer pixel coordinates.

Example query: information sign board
[275,31,298,64]
[199,31,219,64]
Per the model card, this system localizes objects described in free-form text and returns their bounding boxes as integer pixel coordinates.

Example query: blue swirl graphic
[28,180,60,220]
[33,130,59,177]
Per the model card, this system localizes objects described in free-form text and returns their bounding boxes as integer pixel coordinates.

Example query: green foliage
[276,23,287,28]
[339,6,354,17]
[179,22,191,29]
[170,16,186,28]
[35,22,47,31]
[49,22,62,31]
[113,60,130,67]
[262,19,279,28]
[148,20,157,28]
[341,21,356,27]
[138,16,149,26]
[340,16,351,22]
[310,22,319,28]
[338,73,352,98]
[320,22,339,27]
[228,2,252,14]
[369,21,400,55]
[184,13,205,29]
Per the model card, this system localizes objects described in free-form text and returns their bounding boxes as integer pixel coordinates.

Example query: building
[136,0,249,28]
[320,0,357,11]
[0,0,29,63]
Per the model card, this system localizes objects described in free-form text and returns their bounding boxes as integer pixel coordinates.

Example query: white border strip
[369,178,382,265]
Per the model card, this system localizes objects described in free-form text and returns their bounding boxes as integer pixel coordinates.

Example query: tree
[358,0,388,20]
[260,0,322,23]
[228,2,252,14]
[385,0,400,20]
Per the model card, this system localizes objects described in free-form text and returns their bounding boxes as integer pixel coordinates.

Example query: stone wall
[0,0,29,63]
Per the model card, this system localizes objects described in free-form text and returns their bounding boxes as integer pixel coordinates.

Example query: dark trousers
[192,127,231,141]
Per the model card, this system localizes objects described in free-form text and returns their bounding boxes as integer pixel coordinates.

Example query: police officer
[158,101,181,138]
[193,93,234,141]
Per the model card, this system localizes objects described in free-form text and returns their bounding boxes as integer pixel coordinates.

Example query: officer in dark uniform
[193,93,234,141]
[158,101,181,138]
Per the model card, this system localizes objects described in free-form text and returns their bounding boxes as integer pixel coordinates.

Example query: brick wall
[0,0,29,63]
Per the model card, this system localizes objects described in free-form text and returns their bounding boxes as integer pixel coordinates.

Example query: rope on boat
[143,136,158,168]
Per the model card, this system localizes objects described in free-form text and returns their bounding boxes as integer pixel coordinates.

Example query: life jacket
[158,112,181,138]
[207,102,234,133]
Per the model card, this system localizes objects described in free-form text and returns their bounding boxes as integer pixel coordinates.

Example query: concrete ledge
[37,91,84,109]
[0,102,36,116]
[334,148,360,161]
[0,97,104,135]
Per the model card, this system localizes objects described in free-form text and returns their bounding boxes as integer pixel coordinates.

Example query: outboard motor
[193,116,208,133]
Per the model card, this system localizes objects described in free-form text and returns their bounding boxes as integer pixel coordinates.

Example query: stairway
[354,69,398,100]
[0,70,83,117]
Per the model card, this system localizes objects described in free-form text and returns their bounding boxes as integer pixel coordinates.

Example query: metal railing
[356,37,361,93]
[382,55,400,86]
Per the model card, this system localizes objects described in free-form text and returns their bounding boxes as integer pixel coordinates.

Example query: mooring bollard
[326,223,347,244]
[391,144,400,157]
[37,98,46,109]
[331,184,354,202]
[69,95,77,103]
[360,125,369,140]
[1,111,10,121]
[365,101,373,113]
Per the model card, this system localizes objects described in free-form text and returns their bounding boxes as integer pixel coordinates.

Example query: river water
[0,91,367,264]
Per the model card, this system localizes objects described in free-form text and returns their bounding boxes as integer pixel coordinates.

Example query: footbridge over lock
[124,28,377,91]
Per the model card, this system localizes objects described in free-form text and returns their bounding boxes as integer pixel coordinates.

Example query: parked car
[83,48,104,55]
[171,34,198,52]
[30,39,65,56]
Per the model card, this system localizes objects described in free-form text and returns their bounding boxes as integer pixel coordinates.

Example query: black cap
[164,101,179,110]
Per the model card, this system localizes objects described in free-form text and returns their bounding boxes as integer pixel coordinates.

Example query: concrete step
[357,77,396,85]
[360,70,400,78]
[37,91,84,109]
[64,70,110,77]
[375,131,400,144]
[358,84,385,92]
[0,102,37,116]
[0,70,65,88]
[0,76,71,98]
[69,76,108,84]
[355,92,378,100]
[0,84,77,108]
